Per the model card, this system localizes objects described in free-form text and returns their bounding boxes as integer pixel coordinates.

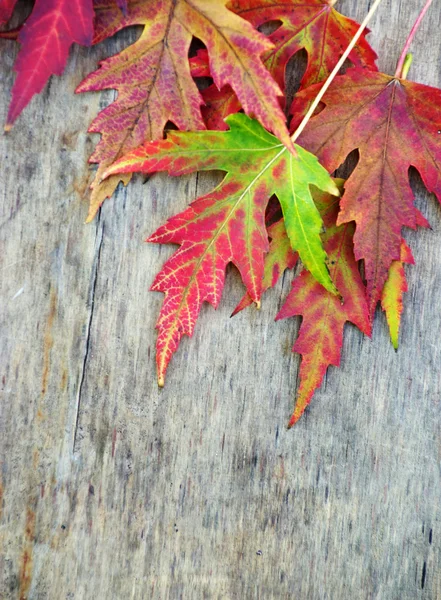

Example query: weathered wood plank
[1,1,441,598]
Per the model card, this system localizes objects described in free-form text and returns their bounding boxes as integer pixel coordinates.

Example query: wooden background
[1,1,441,598]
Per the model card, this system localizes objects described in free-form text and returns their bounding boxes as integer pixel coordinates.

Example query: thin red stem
[394,0,434,78]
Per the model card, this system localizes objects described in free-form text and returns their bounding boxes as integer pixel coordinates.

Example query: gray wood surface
[1,1,441,598]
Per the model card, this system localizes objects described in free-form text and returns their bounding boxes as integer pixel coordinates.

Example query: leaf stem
[291,0,384,143]
[394,0,434,78]
[400,54,413,80]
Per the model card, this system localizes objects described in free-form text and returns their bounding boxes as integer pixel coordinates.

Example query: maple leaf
[5,0,94,128]
[230,0,377,89]
[103,113,339,385]
[290,68,441,318]
[190,0,377,131]
[76,0,291,222]
[276,183,371,426]
[0,0,17,24]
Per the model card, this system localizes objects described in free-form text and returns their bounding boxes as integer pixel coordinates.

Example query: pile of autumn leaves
[3,0,441,426]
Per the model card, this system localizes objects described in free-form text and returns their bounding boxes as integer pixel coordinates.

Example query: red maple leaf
[229,0,377,89]
[190,0,377,130]
[5,0,94,128]
[291,68,441,317]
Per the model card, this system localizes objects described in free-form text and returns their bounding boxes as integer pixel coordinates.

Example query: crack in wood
[72,211,105,454]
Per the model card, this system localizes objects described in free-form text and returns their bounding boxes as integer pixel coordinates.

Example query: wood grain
[1,1,441,598]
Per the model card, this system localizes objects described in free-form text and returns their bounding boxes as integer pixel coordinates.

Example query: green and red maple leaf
[103,113,339,385]
[2,0,441,426]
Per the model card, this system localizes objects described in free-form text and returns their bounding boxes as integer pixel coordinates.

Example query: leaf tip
[85,208,98,224]
[332,184,341,198]
[325,280,339,297]
[288,390,312,428]
[158,376,165,388]
[85,202,101,223]
[4,123,12,133]
[287,413,299,429]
